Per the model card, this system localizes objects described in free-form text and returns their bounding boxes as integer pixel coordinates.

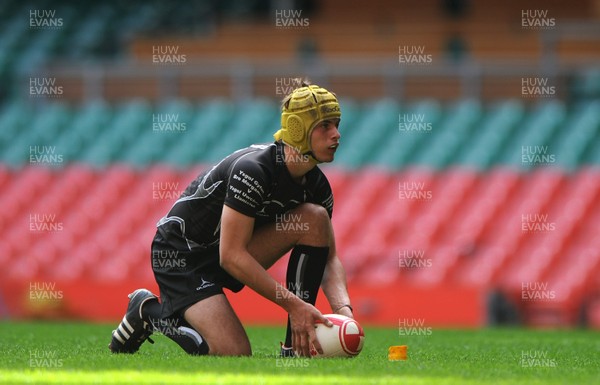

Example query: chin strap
[304,151,321,165]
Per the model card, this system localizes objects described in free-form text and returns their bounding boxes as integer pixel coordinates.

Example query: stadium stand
[1,97,599,326]
[1,0,599,328]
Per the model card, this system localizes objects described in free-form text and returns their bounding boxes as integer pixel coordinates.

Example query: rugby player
[109,82,353,357]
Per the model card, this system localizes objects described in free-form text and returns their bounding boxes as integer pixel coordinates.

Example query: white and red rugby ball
[311,314,365,358]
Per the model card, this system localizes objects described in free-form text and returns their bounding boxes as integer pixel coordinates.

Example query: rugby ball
[311,314,365,358]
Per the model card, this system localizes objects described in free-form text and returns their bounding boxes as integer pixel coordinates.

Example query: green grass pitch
[0,321,598,384]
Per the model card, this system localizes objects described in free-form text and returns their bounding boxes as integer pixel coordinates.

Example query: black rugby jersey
[156,142,334,251]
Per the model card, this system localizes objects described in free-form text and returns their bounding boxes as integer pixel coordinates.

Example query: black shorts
[151,231,244,318]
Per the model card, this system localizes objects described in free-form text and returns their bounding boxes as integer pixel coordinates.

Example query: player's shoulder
[226,142,278,179]
[230,143,276,167]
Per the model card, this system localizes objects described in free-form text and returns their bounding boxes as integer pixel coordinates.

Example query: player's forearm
[321,254,352,315]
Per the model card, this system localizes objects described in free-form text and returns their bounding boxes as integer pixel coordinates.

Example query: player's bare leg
[251,203,335,356]
[248,202,332,268]
[183,294,251,356]
[182,203,334,356]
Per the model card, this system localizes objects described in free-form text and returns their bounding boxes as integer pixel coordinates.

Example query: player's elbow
[218,246,238,273]
[219,249,232,270]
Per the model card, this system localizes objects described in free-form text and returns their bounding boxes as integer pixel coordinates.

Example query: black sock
[143,298,209,355]
[283,244,329,348]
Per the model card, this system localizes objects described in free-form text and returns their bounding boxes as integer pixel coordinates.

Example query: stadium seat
[1,95,600,328]
[333,99,399,169]
[457,100,524,169]
[411,99,481,169]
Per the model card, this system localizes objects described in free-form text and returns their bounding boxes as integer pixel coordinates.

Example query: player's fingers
[299,329,310,357]
[292,330,300,356]
[317,312,333,327]
[309,326,323,355]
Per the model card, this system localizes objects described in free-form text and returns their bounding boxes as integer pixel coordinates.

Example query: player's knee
[294,203,330,228]
[294,203,330,240]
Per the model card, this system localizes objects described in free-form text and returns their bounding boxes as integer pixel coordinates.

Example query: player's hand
[288,300,332,357]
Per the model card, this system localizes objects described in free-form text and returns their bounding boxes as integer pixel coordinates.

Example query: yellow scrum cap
[273,84,341,162]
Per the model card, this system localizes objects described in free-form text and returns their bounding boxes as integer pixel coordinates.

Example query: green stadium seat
[81,100,149,166]
[28,103,71,143]
[337,98,360,131]
[412,99,482,169]
[334,99,400,169]
[497,100,566,170]
[0,103,71,167]
[1,97,598,171]
[164,99,234,165]
[122,99,194,167]
[552,101,600,170]
[51,100,110,164]
[457,100,524,170]
[0,101,29,152]
[204,100,276,162]
[372,99,443,169]
[2,132,36,167]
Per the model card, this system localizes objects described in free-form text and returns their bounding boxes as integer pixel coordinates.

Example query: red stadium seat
[0,164,10,190]
[333,168,391,249]
[446,169,519,246]
[4,161,599,327]
[0,167,54,228]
